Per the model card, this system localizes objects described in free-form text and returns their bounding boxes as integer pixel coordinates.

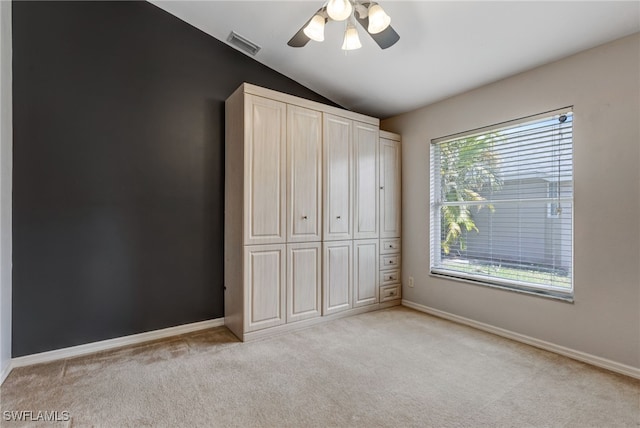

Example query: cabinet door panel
[353,239,379,307]
[244,95,286,245]
[323,114,352,241]
[322,241,352,315]
[244,245,286,332]
[288,106,322,242]
[354,122,379,239]
[287,243,322,323]
[380,137,401,238]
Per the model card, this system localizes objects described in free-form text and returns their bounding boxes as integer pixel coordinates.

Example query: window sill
[429,271,574,303]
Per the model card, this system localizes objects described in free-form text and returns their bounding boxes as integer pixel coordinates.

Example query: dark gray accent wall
[12,1,339,357]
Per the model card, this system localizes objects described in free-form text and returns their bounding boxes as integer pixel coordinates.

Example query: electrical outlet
[408,276,414,288]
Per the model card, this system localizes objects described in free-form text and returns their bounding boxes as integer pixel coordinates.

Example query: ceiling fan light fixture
[327,0,353,22]
[341,22,362,51]
[303,14,326,42]
[367,4,391,34]
[287,0,399,50]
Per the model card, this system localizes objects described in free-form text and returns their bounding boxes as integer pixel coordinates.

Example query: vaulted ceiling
[151,1,640,118]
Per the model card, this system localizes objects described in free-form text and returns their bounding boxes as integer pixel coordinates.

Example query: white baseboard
[0,359,11,385]
[402,300,640,380]
[9,318,225,371]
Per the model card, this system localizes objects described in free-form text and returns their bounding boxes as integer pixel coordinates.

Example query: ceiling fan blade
[354,15,400,50]
[287,7,325,48]
[287,25,311,48]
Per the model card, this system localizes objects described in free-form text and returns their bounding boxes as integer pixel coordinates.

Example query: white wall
[0,0,12,383]
[383,33,640,369]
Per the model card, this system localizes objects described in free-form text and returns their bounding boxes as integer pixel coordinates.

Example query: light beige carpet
[1,306,638,427]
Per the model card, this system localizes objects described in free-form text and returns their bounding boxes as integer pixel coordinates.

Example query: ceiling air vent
[227,31,261,56]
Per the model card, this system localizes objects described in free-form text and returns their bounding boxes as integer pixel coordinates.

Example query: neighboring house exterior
[460,177,572,273]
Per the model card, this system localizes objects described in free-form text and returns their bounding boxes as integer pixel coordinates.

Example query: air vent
[227,31,261,56]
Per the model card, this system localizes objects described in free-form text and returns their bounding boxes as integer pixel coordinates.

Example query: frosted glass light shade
[367,4,391,34]
[341,24,362,51]
[304,14,325,42]
[327,0,353,21]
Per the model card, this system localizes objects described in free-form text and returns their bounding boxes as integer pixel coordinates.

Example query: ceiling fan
[288,0,400,51]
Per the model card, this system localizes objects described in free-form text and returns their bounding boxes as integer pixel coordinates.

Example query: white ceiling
[150,1,640,118]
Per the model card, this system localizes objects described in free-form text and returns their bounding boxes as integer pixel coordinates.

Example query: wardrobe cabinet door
[287,243,322,323]
[322,241,353,315]
[323,114,353,241]
[354,122,379,239]
[380,137,401,239]
[287,105,322,243]
[353,239,379,307]
[244,95,287,245]
[244,245,286,332]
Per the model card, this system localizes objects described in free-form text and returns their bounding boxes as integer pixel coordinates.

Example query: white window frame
[429,108,574,301]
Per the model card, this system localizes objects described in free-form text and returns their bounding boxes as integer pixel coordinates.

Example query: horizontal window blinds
[430,108,573,297]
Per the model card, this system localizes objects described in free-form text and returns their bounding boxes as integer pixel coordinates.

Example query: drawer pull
[336,215,341,219]
[302,215,308,219]
[388,260,395,264]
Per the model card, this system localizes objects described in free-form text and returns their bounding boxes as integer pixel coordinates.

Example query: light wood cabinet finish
[381,254,401,269]
[380,269,401,286]
[380,134,401,239]
[323,114,353,241]
[378,131,402,302]
[225,83,401,342]
[244,95,287,245]
[380,284,401,302]
[354,122,379,239]
[287,243,322,323]
[323,240,353,315]
[380,238,401,254]
[353,239,379,307]
[244,244,286,332]
[287,105,322,243]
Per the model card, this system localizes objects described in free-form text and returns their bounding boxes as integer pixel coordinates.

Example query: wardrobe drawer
[380,254,401,270]
[380,238,401,254]
[380,285,401,302]
[380,269,401,286]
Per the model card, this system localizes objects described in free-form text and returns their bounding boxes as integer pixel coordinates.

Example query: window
[430,108,573,300]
